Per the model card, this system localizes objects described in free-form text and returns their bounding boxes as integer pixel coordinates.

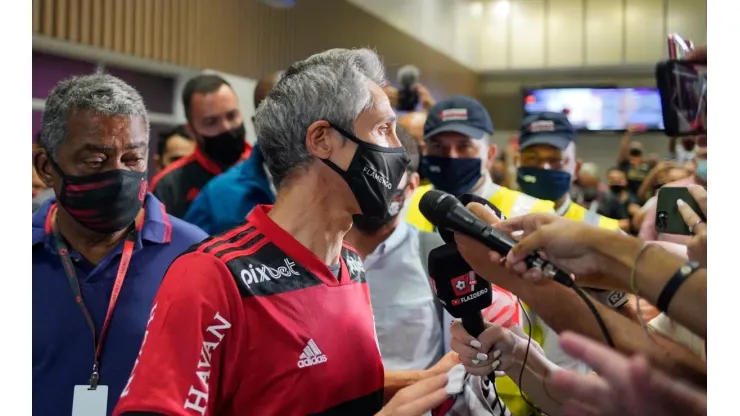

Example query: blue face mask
[517,166,572,201]
[422,156,482,196]
[696,159,707,181]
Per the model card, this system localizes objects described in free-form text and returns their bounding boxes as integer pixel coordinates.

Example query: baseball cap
[518,112,576,151]
[423,95,494,141]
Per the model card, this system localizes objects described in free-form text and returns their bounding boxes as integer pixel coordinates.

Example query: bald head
[254,71,284,109]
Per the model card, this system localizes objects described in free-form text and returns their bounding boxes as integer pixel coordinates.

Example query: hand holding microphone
[420,190,575,288]
[449,320,543,378]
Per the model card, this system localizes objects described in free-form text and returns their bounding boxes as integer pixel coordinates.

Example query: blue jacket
[184,144,276,235]
[32,194,207,416]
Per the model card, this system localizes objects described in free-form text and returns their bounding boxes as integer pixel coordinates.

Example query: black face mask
[682,140,696,152]
[423,156,482,196]
[321,123,410,219]
[581,187,599,203]
[52,162,147,233]
[199,124,246,167]
[609,184,625,194]
[629,148,643,158]
[352,181,409,234]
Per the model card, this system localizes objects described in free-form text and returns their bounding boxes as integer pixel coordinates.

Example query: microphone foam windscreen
[397,65,420,87]
[437,194,506,244]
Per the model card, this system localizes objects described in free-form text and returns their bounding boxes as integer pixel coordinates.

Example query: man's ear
[33,150,56,188]
[305,120,334,159]
[574,158,582,179]
[404,172,420,200]
[485,144,498,170]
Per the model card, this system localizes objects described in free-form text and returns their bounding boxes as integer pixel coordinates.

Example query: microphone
[428,240,508,415]
[396,65,420,112]
[428,244,492,337]
[419,190,574,288]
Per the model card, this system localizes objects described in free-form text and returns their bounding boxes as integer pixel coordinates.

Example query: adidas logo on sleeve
[297,339,328,368]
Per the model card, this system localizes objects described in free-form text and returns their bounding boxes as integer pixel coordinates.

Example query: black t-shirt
[597,192,629,220]
[619,161,651,194]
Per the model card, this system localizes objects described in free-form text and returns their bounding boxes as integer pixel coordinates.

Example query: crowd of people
[31,44,707,416]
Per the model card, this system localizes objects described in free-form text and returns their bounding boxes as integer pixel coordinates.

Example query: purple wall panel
[106,66,175,114]
[32,110,43,142]
[33,51,96,99]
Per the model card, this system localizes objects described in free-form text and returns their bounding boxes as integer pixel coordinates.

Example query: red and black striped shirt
[150,146,251,219]
[114,205,384,416]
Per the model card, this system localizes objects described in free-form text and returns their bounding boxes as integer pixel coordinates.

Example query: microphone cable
[514,283,614,414]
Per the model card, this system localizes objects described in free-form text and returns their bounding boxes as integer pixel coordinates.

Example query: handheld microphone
[396,65,420,112]
[419,190,574,288]
[428,243,492,337]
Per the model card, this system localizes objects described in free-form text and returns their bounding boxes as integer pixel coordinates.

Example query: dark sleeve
[152,176,175,214]
[597,196,627,220]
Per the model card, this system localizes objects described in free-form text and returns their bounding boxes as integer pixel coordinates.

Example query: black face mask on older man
[321,122,410,219]
[352,177,410,234]
[51,161,147,233]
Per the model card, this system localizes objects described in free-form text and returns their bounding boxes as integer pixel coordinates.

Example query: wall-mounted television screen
[523,87,664,132]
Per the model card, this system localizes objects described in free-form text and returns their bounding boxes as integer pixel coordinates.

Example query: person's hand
[424,351,460,377]
[383,85,399,109]
[414,83,435,111]
[375,373,449,416]
[449,320,541,377]
[677,185,707,268]
[685,45,706,61]
[454,203,539,294]
[495,213,611,281]
[651,160,676,174]
[549,332,706,416]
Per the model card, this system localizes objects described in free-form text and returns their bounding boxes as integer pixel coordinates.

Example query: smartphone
[656,58,707,138]
[655,187,706,235]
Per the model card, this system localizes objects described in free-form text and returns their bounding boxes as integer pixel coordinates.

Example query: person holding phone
[638,145,706,243]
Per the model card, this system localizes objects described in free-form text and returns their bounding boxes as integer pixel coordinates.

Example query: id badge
[72,385,108,416]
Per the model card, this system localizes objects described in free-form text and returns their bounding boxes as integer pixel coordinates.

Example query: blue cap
[423,95,494,141]
[518,112,576,150]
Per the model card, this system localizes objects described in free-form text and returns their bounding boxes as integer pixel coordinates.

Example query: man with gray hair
[114,49,450,416]
[32,74,207,416]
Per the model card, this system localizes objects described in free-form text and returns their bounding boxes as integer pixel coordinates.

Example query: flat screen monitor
[523,87,664,131]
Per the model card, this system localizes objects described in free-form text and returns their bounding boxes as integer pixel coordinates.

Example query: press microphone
[419,190,574,288]
[396,65,420,112]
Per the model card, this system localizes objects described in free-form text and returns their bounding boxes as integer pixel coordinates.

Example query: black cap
[518,111,576,151]
[424,95,494,141]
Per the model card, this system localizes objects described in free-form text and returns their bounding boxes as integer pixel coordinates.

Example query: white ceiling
[346,0,707,72]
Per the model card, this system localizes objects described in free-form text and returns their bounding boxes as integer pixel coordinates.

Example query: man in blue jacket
[183,72,282,234]
[32,73,207,416]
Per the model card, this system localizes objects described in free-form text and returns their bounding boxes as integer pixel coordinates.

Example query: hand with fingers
[413,83,436,111]
[549,331,707,416]
[375,374,450,416]
[449,320,544,378]
[493,212,617,281]
[676,185,707,268]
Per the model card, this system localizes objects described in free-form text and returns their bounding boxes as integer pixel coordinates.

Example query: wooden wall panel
[32,0,479,98]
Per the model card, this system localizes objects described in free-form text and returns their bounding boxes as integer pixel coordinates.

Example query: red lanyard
[50,205,142,389]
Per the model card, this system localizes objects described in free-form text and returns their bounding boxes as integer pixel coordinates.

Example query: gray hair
[580,162,600,178]
[254,48,385,187]
[40,74,149,161]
